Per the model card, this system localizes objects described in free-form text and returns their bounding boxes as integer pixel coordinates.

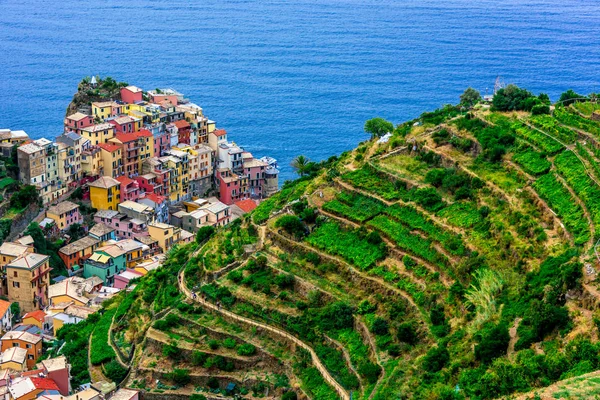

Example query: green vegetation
[306,221,386,269]
[513,149,551,175]
[323,191,384,222]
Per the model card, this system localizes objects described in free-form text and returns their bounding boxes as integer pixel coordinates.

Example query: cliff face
[65,76,127,117]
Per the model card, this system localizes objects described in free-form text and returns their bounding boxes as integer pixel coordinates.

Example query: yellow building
[115,239,145,268]
[6,253,51,313]
[91,101,120,121]
[0,242,33,268]
[22,310,46,329]
[81,146,104,178]
[135,130,155,171]
[0,347,27,371]
[89,176,121,210]
[79,123,115,146]
[46,201,82,231]
[97,143,123,178]
[148,223,183,253]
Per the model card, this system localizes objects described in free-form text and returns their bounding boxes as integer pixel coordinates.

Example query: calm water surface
[1,0,600,180]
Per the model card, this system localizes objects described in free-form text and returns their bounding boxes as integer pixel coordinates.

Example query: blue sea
[1,0,600,181]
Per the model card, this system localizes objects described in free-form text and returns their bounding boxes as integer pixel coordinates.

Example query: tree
[492,85,535,111]
[291,155,310,177]
[196,226,215,244]
[9,185,39,210]
[531,104,550,115]
[559,89,587,106]
[364,118,394,139]
[275,215,306,238]
[422,345,450,372]
[460,87,482,107]
[66,223,86,241]
[474,323,510,363]
[371,317,389,335]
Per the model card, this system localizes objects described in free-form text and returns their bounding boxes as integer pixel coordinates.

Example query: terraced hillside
[55,96,600,399]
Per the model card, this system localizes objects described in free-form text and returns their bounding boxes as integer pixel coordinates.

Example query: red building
[64,112,94,133]
[153,131,170,157]
[173,120,191,145]
[120,86,143,104]
[116,175,140,201]
[109,133,142,177]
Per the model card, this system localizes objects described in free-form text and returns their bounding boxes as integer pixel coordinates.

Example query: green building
[83,244,126,285]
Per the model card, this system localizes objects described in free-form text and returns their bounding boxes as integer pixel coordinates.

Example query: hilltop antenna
[494,76,505,94]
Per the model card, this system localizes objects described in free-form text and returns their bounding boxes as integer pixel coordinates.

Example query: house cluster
[5,83,278,209]
[0,298,139,400]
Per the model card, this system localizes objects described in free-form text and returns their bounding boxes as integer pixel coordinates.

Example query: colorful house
[148,223,183,253]
[120,86,144,104]
[118,201,154,224]
[0,347,27,371]
[89,176,121,210]
[83,245,127,285]
[37,356,72,395]
[79,123,115,146]
[46,201,83,231]
[138,193,169,223]
[93,209,148,240]
[6,254,51,313]
[108,115,142,134]
[116,176,140,202]
[88,223,116,242]
[0,242,33,268]
[114,269,143,289]
[21,310,46,330]
[8,376,60,400]
[91,101,121,121]
[81,146,104,179]
[173,120,191,144]
[1,331,42,369]
[58,236,100,271]
[51,306,94,337]
[115,239,146,268]
[48,276,100,306]
[64,112,94,133]
[0,301,13,333]
[97,143,123,178]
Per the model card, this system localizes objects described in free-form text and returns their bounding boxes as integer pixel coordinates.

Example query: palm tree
[291,155,310,177]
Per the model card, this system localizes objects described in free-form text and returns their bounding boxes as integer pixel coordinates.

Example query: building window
[13,271,17,278]
[12,343,18,347]
[12,282,19,288]
[26,344,32,349]
[28,355,34,360]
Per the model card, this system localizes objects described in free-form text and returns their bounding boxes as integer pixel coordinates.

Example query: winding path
[178,263,350,400]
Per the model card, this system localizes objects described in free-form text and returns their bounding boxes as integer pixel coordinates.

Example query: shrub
[237,343,257,356]
[371,318,389,336]
[191,351,208,366]
[227,270,243,283]
[207,377,220,389]
[358,362,381,383]
[103,360,128,383]
[531,104,550,115]
[275,215,306,238]
[282,392,298,400]
[275,273,295,289]
[208,340,220,350]
[223,338,237,349]
[475,323,510,363]
[422,345,450,372]
[397,321,418,345]
[163,342,179,359]
[166,369,191,386]
[196,226,216,244]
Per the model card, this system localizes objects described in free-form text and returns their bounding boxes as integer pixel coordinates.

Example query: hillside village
[0,78,280,400]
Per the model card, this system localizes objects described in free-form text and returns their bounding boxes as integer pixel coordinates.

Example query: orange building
[1,331,42,369]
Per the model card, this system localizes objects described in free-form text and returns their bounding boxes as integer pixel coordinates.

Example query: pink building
[114,269,143,289]
[110,133,141,177]
[243,157,267,198]
[116,176,140,202]
[217,168,243,205]
[108,116,140,134]
[64,112,94,133]
[153,131,170,157]
[37,356,72,395]
[94,210,149,240]
[120,86,143,104]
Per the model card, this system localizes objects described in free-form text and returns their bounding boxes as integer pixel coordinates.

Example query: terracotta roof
[22,310,46,323]
[135,129,153,138]
[212,129,227,137]
[97,143,121,153]
[173,120,190,129]
[235,199,258,213]
[0,301,10,319]
[30,377,60,391]
[113,133,138,143]
[124,86,143,93]
[88,176,120,189]
[115,176,134,185]
[145,193,166,204]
